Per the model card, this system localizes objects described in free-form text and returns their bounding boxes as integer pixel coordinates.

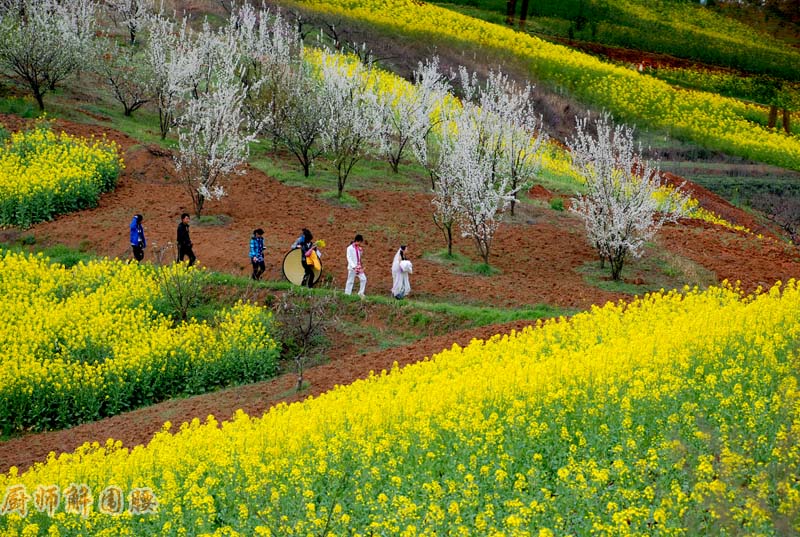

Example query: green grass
[336,290,567,355]
[43,85,174,149]
[249,142,429,193]
[0,97,38,118]
[577,245,717,295]
[549,197,564,211]
[207,259,568,325]
[423,248,503,276]
[320,190,360,207]
[536,166,583,196]
[195,214,233,226]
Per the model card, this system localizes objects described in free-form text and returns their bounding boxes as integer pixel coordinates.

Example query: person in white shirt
[345,234,366,296]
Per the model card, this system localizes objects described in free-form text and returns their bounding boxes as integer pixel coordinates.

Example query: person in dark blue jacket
[177,213,196,266]
[250,228,266,280]
[129,214,146,262]
[291,228,315,288]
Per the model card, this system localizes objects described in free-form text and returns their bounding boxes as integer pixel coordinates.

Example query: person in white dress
[391,245,412,299]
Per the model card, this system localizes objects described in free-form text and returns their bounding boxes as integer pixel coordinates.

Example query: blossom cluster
[0,126,123,228]
[0,251,280,434]
[2,279,799,535]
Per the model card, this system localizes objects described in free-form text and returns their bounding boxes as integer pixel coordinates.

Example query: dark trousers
[132,245,144,262]
[178,244,196,266]
[251,260,265,280]
[301,261,315,288]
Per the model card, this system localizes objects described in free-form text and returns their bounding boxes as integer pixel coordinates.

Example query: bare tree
[568,114,689,281]
[0,0,96,110]
[153,261,209,323]
[95,40,152,116]
[750,191,800,243]
[272,286,337,392]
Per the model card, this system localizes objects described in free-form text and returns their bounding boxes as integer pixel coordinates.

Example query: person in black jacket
[291,228,315,288]
[177,213,196,266]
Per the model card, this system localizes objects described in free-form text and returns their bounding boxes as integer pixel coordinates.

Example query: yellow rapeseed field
[2,280,798,534]
[0,251,280,435]
[0,126,122,228]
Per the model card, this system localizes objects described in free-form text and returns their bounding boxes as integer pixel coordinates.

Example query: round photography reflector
[282,249,322,286]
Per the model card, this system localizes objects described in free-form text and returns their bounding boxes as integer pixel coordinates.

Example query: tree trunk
[768,105,778,129]
[159,107,170,140]
[506,0,517,25]
[519,0,530,27]
[337,177,344,198]
[193,192,205,218]
[783,108,791,134]
[300,151,311,177]
[389,155,400,174]
[295,356,304,392]
[446,225,453,256]
[33,87,45,111]
[610,251,625,281]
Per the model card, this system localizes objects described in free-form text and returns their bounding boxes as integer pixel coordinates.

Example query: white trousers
[345,269,367,295]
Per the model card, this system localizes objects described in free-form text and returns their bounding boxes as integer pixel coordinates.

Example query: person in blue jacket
[129,214,146,262]
[250,228,266,280]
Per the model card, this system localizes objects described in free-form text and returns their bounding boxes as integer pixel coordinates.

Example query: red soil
[1,115,799,474]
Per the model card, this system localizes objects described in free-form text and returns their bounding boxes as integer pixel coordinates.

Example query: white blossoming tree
[412,102,459,256]
[459,67,548,216]
[144,14,200,139]
[232,5,327,178]
[378,57,450,174]
[270,61,330,177]
[173,20,259,217]
[0,0,96,110]
[175,78,258,217]
[443,103,513,266]
[318,51,383,199]
[103,0,151,45]
[568,114,690,281]
[425,67,548,266]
